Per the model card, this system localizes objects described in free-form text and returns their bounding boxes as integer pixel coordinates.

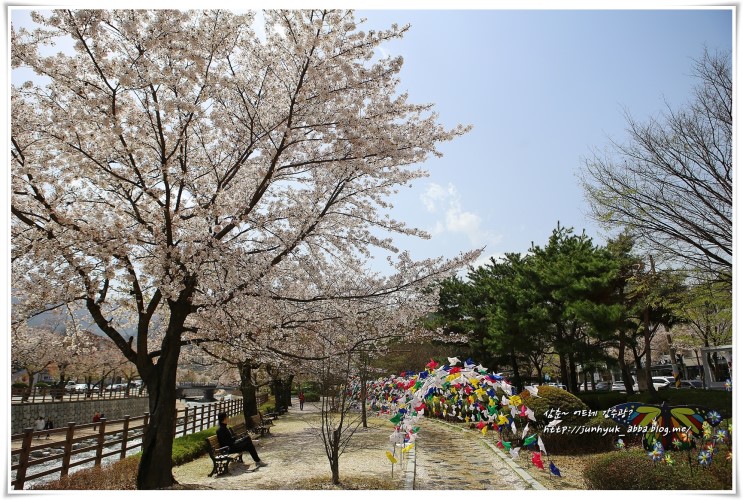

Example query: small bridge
[175,383,239,402]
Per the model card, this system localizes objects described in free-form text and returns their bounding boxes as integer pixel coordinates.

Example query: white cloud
[420,182,502,248]
[420,183,448,213]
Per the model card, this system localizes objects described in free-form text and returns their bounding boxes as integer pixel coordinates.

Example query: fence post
[120,416,130,459]
[95,418,107,466]
[199,405,205,431]
[183,407,189,438]
[141,413,149,452]
[13,427,34,490]
[60,422,76,478]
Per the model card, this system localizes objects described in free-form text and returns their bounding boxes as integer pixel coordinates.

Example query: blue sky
[350,8,733,270]
[8,6,734,273]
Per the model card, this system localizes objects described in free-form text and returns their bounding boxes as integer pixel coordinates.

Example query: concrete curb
[404,444,416,489]
[430,419,547,490]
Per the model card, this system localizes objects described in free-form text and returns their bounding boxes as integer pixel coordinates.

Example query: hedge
[577,391,629,411]
[583,449,732,490]
[519,386,615,454]
[577,390,732,418]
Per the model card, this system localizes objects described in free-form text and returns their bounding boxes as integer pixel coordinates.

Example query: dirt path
[172,401,406,489]
[172,400,538,490]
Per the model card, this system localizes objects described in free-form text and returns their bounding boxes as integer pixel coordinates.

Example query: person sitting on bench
[216,412,268,469]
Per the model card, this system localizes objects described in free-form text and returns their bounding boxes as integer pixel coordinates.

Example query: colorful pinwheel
[697,449,712,466]
[649,448,664,462]
[706,410,722,426]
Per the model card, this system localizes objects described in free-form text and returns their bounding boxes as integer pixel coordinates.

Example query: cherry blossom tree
[12,9,475,488]
[11,324,64,401]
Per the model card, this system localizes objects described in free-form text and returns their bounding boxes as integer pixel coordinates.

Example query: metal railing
[10,398,244,490]
[11,386,148,404]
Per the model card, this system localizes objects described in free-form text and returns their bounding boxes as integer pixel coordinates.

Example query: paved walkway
[411,420,536,489]
[172,399,542,490]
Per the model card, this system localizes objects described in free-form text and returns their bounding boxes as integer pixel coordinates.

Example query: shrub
[583,450,731,490]
[259,396,276,414]
[12,382,28,388]
[519,386,618,454]
[519,385,589,425]
[32,456,139,490]
[577,391,628,411]
[303,391,321,402]
[171,428,215,465]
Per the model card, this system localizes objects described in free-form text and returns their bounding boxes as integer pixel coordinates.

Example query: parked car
[546,383,567,390]
[611,380,639,392]
[652,376,674,390]
[105,383,126,391]
[73,383,98,393]
[594,381,611,391]
[672,379,704,389]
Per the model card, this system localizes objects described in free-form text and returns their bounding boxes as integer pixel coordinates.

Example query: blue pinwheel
[697,450,713,466]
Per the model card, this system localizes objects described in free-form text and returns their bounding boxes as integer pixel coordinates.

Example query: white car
[74,383,99,393]
[611,380,639,392]
[652,376,674,390]
[546,383,567,390]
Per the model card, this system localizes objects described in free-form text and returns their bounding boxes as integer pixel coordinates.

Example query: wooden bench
[205,434,243,477]
[259,411,275,427]
[247,414,270,437]
[265,406,286,419]
[232,422,248,438]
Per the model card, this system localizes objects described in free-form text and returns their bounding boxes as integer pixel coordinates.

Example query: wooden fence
[10,398,250,490]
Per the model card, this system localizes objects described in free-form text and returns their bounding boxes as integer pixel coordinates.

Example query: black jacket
[216,423,236,448]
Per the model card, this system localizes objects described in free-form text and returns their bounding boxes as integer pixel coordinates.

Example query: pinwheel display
[358,357,564,479]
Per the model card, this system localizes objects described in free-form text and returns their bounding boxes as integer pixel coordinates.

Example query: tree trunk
[509,350,523,393]
[558,353,568,390]
[642,306,657,396]
[359,351,368,428]
[270,373,294,411]
[135,300,187,490]
[283,375,294,409]
[330,448,340,484]
[360,376,368,428]
[238,362,258,420]
[567,351,578,393]
[629,346,644,395]
[136,350,180,489]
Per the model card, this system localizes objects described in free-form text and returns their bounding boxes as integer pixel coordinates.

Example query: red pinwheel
[531,452,545,470]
